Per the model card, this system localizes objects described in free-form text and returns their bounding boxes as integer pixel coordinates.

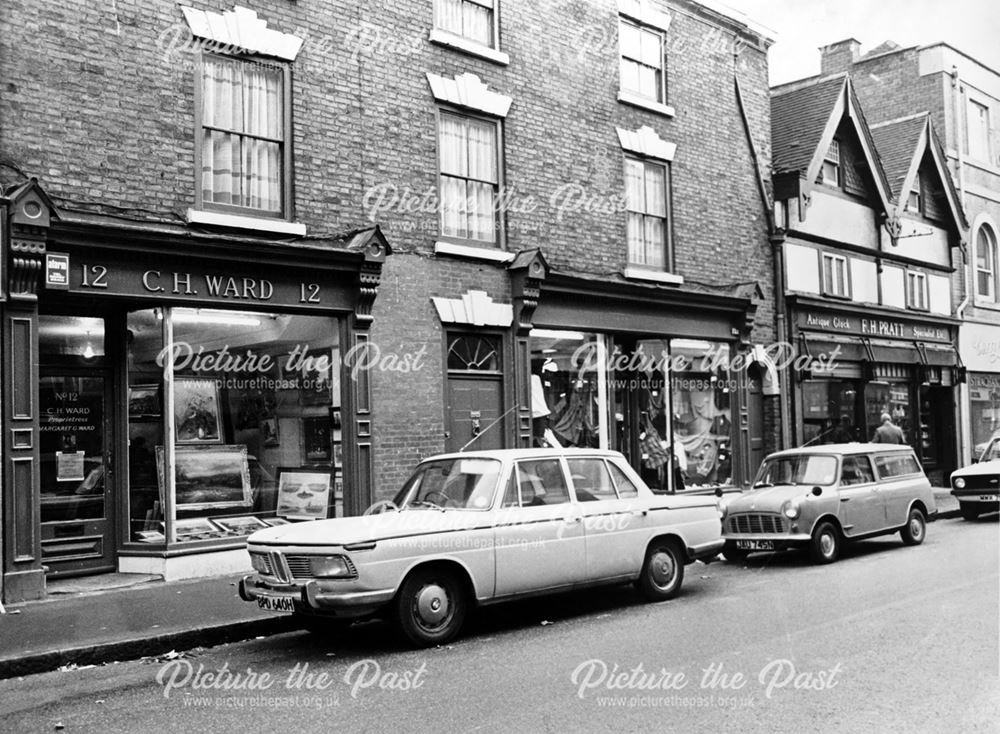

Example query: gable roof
[771,74,893,212]
[870,113,968,231]
[771,74,847,176]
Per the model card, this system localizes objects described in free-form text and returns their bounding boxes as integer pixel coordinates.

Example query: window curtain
[625,160,666,268]
[439,114,497,243]
[202,57,283,212]
[438,0,492,46]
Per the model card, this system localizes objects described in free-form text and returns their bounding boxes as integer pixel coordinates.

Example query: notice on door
[56,450,86,482]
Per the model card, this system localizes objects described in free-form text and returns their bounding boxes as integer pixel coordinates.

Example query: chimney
[820,38,861,75]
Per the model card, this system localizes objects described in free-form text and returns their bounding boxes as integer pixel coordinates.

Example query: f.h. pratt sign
[798,311,951,343]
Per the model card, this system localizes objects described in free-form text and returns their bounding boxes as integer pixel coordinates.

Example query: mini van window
[874,453,921,479]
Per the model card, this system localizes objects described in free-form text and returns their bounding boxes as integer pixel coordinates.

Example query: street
[1,515,997,734]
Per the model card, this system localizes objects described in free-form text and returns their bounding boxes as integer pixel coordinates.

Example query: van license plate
[736,539,774,550]
[257,595,295,613]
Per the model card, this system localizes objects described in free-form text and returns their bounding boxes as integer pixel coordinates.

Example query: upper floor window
[821,140,841,187]
[906,172,922,213]
[968,99,990,163]
[438,110,501,245]
[976,224,998,301]
[619,18,666,105]
[625,156,670,270]
[435,0,497,49]
[906,271,928,311]
[198,54,289,217]
[822,253,849,298]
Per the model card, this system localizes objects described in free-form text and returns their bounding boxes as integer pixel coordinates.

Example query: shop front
[958,320,1000,459]
[528,273,768,494]
[2,183,389,601]
[789,297,960,485]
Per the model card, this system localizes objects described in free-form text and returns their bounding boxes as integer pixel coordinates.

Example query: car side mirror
[811,486,823,497]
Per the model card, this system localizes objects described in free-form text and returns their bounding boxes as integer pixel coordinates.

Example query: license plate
[257,595,295,613]
[979,495,997,502]
[736,539,774,550]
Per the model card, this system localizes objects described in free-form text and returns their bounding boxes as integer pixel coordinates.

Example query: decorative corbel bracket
[348,226,391,331]
[6,178,57,301]
[507,248,549,334]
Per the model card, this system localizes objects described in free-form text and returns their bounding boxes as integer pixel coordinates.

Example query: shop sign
[64,258,350,311]
[959,322,1000,371]
[799,311,951,342]
[45,252,71,289]
[969,373,1000,389]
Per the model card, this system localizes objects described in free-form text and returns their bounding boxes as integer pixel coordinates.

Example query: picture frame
[213,514,269,535]
[174,378,223,443]
[260,417,280,447]
[302,415,332,462]
[156,444,252,511]
[170,516,225,541]
[262,517,291,527]
[286,348,338,407]
[275,468,333,520]
[128,384,161,418]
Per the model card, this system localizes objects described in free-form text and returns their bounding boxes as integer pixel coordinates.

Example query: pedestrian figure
[871,413,905,444]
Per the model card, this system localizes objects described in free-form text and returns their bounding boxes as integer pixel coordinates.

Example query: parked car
[239,448,723,646]
[950,437,1000,521]
[973,428,1000,459]
[721,444,935,564]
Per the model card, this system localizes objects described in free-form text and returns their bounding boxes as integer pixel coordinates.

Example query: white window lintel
[426,72,512,117]
[180,5,303,61]
[617,125,676,161]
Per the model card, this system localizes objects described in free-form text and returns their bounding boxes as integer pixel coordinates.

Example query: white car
[239,448,724,646]
[950,437,1000,521]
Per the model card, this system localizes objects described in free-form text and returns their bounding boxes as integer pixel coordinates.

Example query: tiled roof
[770,74,847,175]
[870,115,928,197]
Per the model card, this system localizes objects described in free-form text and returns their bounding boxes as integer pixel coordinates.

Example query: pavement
[0,488,963,680]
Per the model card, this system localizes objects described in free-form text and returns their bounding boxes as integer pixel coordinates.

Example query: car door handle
[565,516,582,524]
[840,497,850,502]
[631,510,648,517]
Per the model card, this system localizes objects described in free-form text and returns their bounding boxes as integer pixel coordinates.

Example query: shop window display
[127,308,342,545]
[669,339,734,489]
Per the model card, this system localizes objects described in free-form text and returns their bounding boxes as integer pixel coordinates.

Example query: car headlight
[781,499,800,519]
[309,555,356,579]
[953,477,966,489]
[250,553,271,575]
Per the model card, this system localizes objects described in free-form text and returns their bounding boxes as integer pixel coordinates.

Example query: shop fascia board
[541,271,756,316]
[787,293,962,327]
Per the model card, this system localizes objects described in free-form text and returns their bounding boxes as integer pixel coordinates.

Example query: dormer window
[821,140,841,187]
[906,172,922,213]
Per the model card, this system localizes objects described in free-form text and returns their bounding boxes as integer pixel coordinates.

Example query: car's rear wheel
[638,540,685,601]
[722,541,748,563]
[395,567,466,647]
[900,507,926,545]
[809,521,840,564]
[960,505,980,521]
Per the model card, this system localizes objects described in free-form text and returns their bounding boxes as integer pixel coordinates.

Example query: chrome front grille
[729,513,786,534]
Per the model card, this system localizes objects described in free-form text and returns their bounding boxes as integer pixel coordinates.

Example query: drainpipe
[951,64,972,464]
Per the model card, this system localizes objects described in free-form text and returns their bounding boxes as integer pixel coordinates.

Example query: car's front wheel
[395,567,466,647]
[960,505,980,521]
[809,521,840,564]
[638,540,685,601]
[900,507,926,545]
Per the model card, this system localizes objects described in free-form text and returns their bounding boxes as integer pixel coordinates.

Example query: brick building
[0,0,776,601]
[814,39,1000,463]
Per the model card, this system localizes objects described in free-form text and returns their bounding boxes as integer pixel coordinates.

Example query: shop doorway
[445,333,505,453]
[38,315,116,577]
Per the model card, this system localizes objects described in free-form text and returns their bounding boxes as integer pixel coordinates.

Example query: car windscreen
[753,455,838,488]
[392,458,502,510]
[983,439,1000,463]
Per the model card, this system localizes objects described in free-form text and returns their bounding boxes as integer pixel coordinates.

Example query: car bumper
[239,575,396,618]
[689,538,725,562]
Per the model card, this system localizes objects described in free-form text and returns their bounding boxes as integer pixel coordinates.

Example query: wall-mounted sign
[45,252,71,290]
[60,256,352,312]
[798,310,952,343]
[959,321,1000,371]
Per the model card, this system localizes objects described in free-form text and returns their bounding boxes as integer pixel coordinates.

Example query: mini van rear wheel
[900,507,926,545]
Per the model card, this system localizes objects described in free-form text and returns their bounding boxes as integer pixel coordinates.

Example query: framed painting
[213,514,269,535]
[128,384,160,418]
[174,378,223,443]
[156,444,252,511]
[302,416,332,462]
[275,468,332,520]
